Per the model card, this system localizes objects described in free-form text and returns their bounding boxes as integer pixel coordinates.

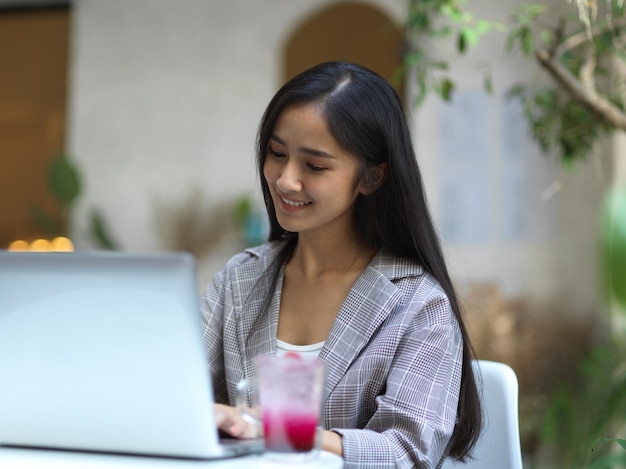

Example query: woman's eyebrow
[269,134,335,159]
[269,134,286,146]
[300,147,335,159]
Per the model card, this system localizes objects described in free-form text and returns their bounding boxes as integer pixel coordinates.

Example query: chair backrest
[441,360,523,469]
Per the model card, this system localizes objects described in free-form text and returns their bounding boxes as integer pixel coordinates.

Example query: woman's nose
[276,162,302,193]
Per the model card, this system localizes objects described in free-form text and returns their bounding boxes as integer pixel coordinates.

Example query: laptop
[0,250,263,460]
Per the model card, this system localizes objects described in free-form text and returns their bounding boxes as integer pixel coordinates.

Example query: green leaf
[438,78,455,101]
[89,209,118,250]
[413,83,428,108]
[457,31,467,53]
[410,68,429,108]
[433,25,453,39]
[540,29,553,45]
[48,155,81,205]
[592,438,626,451]
[407,3,430,30]
[506,84,526,99]
[391,64,406,86]
[458,26,479,48]
[601,186,626,308]
[405,51,424,67]
[505,28,522,52]
[528,3,547,16]
[484,75,493,95]
[475,20,491,35]
[520,27,534,55]
[441,3,463,22]
[29,205,60,235]
[588,450,626,469]
[534,90,556,108]
[429,61,449,70]
[516,3,546,24]
[491,21,508,32]
[234,196,252,226]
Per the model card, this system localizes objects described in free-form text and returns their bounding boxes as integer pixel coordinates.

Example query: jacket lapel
[229,245,283,384]
[319,252,407,401]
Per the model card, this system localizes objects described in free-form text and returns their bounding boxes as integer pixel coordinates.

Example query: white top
[276,339,325,359]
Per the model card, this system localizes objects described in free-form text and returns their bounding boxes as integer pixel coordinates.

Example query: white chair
[442,360,524,469]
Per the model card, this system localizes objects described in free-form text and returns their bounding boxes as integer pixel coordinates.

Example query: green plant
[535,180,626,469]
[401,0,505,105]
[233,194,268,247]
[540,341,626,467]
[31,153,81,237]
[589,438,626,469]
[403,0,626,166]
[601,186,626,311]
[33,153,118,250]
[505,0,626,165]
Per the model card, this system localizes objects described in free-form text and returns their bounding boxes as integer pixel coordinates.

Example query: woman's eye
[269,149,286,158]
[307,163,324,173]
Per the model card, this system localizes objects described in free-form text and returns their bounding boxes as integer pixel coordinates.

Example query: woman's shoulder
[370,249,427,282]
[222,239,285,272]
[371,249,453,319]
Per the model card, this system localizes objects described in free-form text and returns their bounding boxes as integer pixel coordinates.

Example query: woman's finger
[214,403,259,439]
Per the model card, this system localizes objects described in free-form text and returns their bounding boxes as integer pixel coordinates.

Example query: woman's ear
[360,163,387,195]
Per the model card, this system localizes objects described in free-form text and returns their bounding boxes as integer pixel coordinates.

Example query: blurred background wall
[1,0,610,319]
[62,0,609,312]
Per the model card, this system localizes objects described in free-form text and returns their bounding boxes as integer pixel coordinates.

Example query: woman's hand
[213,403,259,439]
[215,404,343,457]
[321,429,344,457]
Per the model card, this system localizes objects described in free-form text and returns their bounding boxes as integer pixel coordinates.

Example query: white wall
[411,0,609,315]
[67,0,609,315]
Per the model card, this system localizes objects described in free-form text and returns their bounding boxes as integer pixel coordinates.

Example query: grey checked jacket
[201,241,462,468]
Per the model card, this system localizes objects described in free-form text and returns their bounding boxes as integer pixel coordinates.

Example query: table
[0,447,344,468]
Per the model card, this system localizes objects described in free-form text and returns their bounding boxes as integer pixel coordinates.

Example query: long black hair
[256,61,482,461]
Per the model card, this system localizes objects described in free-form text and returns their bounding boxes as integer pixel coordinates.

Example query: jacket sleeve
[331,293,463,469]
[200,249,263,404]
[200,263,230,404]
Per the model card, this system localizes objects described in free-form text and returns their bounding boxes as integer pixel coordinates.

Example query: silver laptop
[0,250,263,459]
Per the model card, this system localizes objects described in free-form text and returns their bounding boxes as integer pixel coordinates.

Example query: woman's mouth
[280,196,311,208]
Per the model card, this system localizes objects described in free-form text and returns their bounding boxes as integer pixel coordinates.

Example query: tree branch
[555,15,626,57]
[536,49,626,131]
[579,44,596,91]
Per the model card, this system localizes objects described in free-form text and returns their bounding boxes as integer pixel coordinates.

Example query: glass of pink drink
[255,353,326,460]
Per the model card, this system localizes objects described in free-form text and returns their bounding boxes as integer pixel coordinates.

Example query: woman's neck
[288,233,376,279]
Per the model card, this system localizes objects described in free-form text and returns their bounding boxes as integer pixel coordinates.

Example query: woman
[203,61,482,468]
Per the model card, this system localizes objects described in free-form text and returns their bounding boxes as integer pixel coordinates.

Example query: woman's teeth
[281,197,310,207]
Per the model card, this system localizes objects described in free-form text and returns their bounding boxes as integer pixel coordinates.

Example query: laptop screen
[0,251,222,458]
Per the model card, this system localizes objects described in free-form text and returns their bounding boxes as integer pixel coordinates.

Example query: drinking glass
[238,353,327,461]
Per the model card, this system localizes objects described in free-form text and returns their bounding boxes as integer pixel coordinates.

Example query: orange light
[51,236,74,252]
[8,237,76,252]
[8,240,29,251]
[30,239,52,252]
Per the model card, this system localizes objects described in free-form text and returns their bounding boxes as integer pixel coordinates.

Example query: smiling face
[262,103,366,240]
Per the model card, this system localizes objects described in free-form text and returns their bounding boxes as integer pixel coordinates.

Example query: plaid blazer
[201,241,462,468]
